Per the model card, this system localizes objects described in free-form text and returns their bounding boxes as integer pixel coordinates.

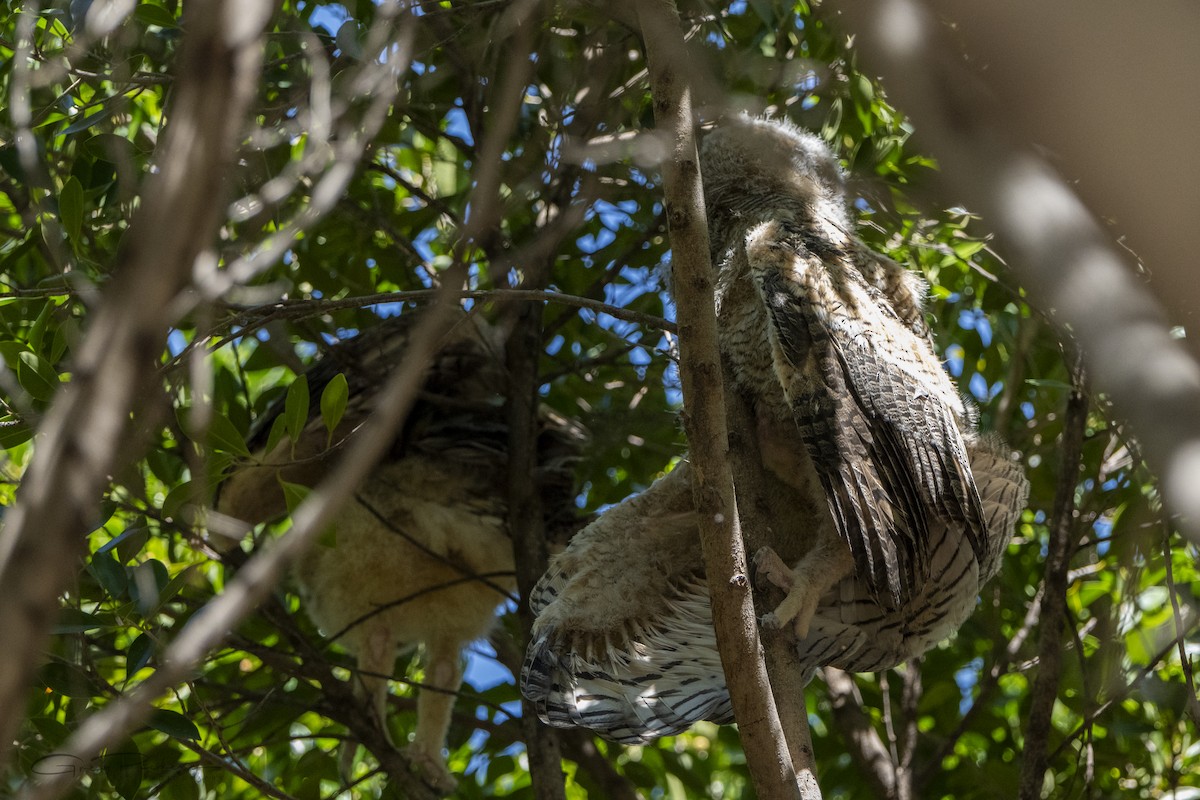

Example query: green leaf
[747,0,775,25]
[148,709,199,741]
[82,132,136,163]
[0,416,32,449]
[97,525,145,556]
[264,413,288,455]
[61,108,113,136]
[335,19,364,60]
[153,564,197,612]
[126,634,154,674]
[16,350,61,402]
[27,298,55,353]
[58,177,84,243]
[320,372,349,442]
[133,3,178,28]
[279,478,310,514]
[284,375,310,448]
[129,559,169,616]
[103,742,143,800]
[54,609,105,634]
[29,713,70,744]
[433,159,458,198]
[952,239,987,260]
[41,661,98,697]
[160,479,199,522]
[206,413,251,457]
[90,550,129,598]
[279,478,336,546]
[160,772,200,800]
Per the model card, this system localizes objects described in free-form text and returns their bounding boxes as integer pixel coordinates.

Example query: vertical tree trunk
[636,1,812,797]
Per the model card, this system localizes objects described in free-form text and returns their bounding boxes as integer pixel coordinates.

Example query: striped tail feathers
[522,463,735,742]
[522,576,732,743]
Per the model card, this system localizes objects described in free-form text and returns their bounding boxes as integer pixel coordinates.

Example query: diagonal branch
[725,382,823,794]
[18,273,468,800]
[830,0,1200,548]
[0,0,273,771]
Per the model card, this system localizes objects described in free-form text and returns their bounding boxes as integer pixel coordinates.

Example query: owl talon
[760,611,782,630]
[752,546,795,592]
[756,539,854,640]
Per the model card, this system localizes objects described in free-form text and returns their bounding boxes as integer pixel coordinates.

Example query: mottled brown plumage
[217,311,581,792]
[521,116,1027,742]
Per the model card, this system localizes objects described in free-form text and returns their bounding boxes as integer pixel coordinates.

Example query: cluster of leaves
[0,1,1196,799]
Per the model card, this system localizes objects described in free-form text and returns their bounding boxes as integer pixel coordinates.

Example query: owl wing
[521,463,734,742]
[217,312,584,529]
[752,243,988,610]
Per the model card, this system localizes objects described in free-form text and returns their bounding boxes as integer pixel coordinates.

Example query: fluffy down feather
[521,116,1028,742]
[217,311,582,792]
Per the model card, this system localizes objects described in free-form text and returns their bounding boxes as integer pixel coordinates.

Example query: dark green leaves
[148,709,199,741]
[205,413,251,458]
[320,372,349,442]
[58,176,84,242]
[284,374,310,447]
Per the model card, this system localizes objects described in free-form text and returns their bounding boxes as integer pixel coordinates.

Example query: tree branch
[18,275,467,800]
[505,154,570,800]
[823,669,897,798]
[1163,529,1200,728]
[725,384,822,795]
[830,0,1200,548]
[1018,359,1087,799]
[636,2,805,797]
[896,658,922,800]
[0,0,273,771]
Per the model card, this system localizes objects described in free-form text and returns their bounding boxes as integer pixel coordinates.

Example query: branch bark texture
[823,668,897,798]
[1018,365,1087,799]
[637,2,804,797]
[725,383,822,797]
[0,0,273,770]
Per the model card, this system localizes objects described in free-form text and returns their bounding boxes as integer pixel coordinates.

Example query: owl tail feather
[520,578,733,744]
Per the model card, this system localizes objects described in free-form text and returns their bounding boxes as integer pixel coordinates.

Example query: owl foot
[754,546,822,638]
[404,743,457,795]
[753,541,855,639]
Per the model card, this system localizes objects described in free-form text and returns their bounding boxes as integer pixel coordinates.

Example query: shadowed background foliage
[0,1,1196,798]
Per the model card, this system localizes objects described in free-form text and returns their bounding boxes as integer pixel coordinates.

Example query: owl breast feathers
[216,311,583,791]
[521,116,1029,743]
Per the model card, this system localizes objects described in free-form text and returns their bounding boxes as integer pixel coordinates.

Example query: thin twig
[165,288,676,376]
[1163,528,1200,727]
[176,738,301,800]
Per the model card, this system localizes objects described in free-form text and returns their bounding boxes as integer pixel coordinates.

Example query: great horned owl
[216,311,582,791]
[521,116,1028,742]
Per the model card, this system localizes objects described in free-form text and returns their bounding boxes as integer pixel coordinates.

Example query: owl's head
[699,115,850,231]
